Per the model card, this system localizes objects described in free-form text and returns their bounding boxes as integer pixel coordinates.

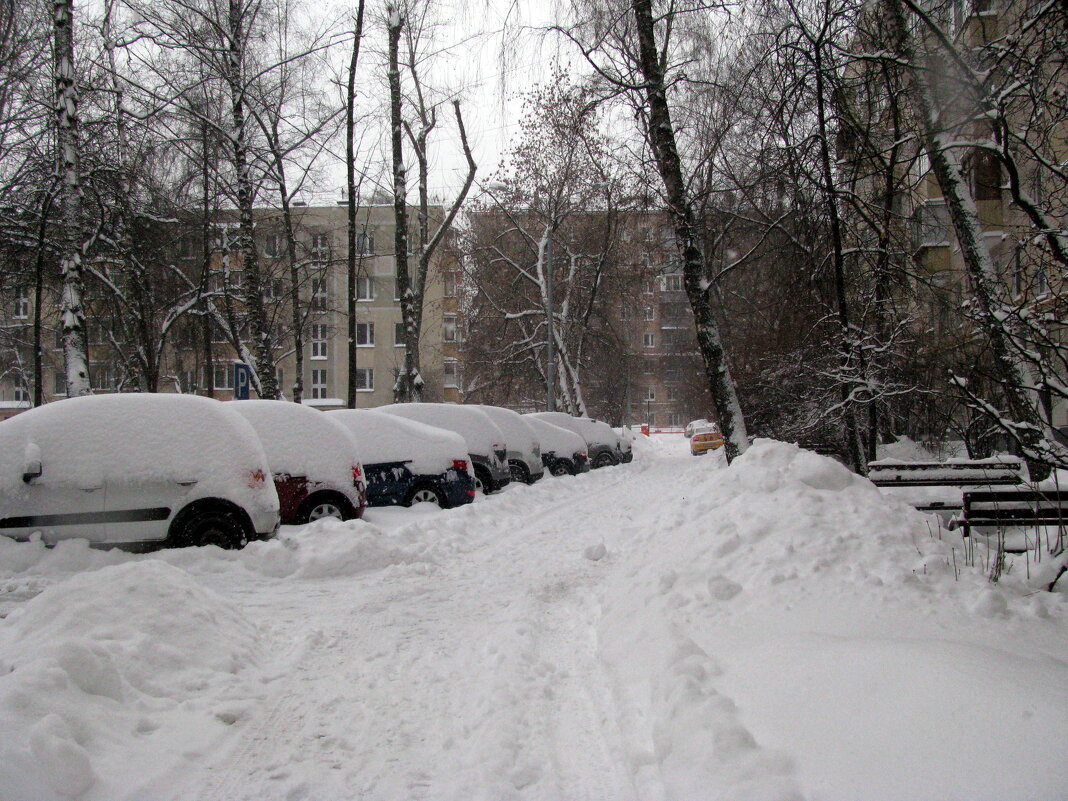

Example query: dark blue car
[327,409,477,510]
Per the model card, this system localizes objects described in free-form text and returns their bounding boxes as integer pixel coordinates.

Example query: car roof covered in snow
[229,400,360,482]
[523,415,586,456]
[0,393,271,503]
[472,406,540,461]
[526,412,621,449]
[378,403,505,457]
[327,409,468,474]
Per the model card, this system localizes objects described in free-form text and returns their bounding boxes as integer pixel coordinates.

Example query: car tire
[550,460,571,477]
[297,492,356,524]
[173,504,248,549]
[593,452,615,469]
[473,465,493,494]
[508,460,530,485]
[406,484,445,507]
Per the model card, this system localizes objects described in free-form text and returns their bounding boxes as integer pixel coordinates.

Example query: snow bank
[327,408,469,476]
[0,560,261,801]
[598,439,1068,800]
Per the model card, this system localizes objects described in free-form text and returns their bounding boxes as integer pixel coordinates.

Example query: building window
[311,277,328,311]
[643,305,654,321]
[13,287,29,319]
[356,275,375,301]
[177,369,195,393]
[971,150,1001,202]
[443,271,458,297]
[357,231,374,256]
[355,367,373,392]
[311,323,328,359]
[663,274,683,292]
[311,368,328,399]
[356,321,374,346]
[668,385,679,401]
[444,359,458,387]
[643,333,655,348]
[394,274,403,301]
[395,321,406,347]
[211,322,229,344]
[213,362,234,390]
[645,386,655,401]
[443,314,457,343]
[647,411,656,426]
[54,370,67,396]
[310,233,330,258]
[13,382,29,403]
[263,234,280,258]
[668,411,681,426]
[276,368,284,395]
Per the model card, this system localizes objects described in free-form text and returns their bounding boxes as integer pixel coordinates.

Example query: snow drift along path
[2,434,1068,801]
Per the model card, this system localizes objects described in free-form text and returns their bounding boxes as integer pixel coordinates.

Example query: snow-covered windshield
[327,409,469,475]
[377,404,505,459]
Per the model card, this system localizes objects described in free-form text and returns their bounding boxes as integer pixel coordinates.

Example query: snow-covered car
[526,412,623,469]
[685,418,710,439]
[230,401,365,524]
[690,424,724,455]
[474,405,544,484]
[0,393,279,549]
[378,403,511,493]
[524,415,590,476]
[327,409,475,508]
[617,426,636,463]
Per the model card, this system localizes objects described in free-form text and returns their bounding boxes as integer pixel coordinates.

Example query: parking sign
[233,362,251,400]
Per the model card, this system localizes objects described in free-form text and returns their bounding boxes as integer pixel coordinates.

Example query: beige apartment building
[0,203,461,415]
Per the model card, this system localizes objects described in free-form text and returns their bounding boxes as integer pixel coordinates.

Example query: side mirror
[22,460,42,483]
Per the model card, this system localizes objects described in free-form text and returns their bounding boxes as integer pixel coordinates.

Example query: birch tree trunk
[53,0,90,396]
[630,0,748,461]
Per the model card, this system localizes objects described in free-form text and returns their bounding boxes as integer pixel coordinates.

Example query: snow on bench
[867,458,1026,513]
[950,489,1068,551]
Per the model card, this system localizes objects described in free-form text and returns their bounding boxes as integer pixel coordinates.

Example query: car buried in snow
[0,393,279,550]
[473,405,545,485]
[327,409,475,509]
[229,400,366,524]
[524,415,590,476]
[526,412,624,469]
[690,424,725,455]
[377,403,511,494]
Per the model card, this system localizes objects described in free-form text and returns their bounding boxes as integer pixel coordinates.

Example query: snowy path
[153,451,679,801]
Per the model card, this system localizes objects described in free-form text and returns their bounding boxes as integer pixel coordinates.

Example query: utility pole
[545,235,556,411]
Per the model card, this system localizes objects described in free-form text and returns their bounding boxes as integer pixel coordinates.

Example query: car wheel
[593,452,615,469]
[406,485,444,507]
[177,506,247,549]
[508,461,530,485]
[550,461,571,477]
[298,492,355,524]
[473,465,492,494]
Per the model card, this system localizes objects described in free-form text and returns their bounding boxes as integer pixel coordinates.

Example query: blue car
[327,409,476,509]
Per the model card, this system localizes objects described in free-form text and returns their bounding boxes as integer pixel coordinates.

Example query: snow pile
[598,439,1068,800]
[328,408,470,476]
[236,518,437,579]
[0,560,262,801]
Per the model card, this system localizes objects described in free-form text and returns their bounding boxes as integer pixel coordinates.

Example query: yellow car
[690,427,724,455]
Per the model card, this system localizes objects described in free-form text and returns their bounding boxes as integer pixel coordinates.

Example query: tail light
[580,451,588,459]
[352,464,363,485]
[467,490,476,497]
[452,459,468,472]
[248,468,267,488]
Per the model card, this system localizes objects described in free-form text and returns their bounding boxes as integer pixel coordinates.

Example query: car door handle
[176,479,198,487]
[80,486,103,492]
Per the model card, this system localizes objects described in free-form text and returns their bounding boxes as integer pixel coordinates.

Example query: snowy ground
[2,436,1067,801]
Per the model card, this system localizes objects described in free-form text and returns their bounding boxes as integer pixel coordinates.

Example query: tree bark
[346,1,366,408]
[630,0,748,461]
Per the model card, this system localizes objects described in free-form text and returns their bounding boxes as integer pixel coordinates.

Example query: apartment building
[0,203,461,413]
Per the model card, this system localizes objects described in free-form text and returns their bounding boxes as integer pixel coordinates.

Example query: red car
[231,401,366,524]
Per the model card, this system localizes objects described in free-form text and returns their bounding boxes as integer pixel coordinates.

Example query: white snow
[527,411,621,450]
[1,434,1066,800]
[525,415,587,458]
[327,408,469,475]
[379,403,506,458]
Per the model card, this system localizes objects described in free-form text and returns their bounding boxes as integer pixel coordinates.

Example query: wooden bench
[952,489,1068,543]
[868,460,1026,512]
